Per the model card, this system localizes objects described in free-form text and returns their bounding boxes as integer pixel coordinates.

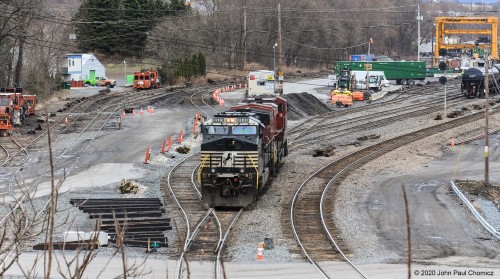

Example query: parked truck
[334,61,426,85]
[246,70,277,97]
[83,76,116,88]
[351,70,389,92]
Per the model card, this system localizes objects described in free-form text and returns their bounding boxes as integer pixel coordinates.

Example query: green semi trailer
[333,61,426,85]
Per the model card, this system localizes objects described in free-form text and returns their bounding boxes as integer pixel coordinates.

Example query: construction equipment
[133,70,160,90]
[0,111,12,136]
[0,88,37,136]
[0,91,23,125]
[23,94,37,115]
[0,92,19,136]
[331,68,354,107]
[434,17,498,66]
[352,91,365,101]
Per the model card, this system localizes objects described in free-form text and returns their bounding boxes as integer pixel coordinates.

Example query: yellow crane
[434,16,498,66]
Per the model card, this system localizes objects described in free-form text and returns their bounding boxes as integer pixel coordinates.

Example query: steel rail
[287,83,461,141]
[292,90,463,143]
[289,94,467,150]
[292,108,496,278]
[214,209,243,279]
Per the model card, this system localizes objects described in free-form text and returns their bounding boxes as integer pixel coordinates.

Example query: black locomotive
[199,96,288,208]
[461,64,500,98]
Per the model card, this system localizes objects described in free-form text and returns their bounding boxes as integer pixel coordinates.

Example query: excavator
[330,68,356,107]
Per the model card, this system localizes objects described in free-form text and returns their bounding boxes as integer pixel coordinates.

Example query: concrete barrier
[369,91,390,101]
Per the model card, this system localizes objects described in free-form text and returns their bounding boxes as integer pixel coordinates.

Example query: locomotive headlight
[239,168,245,173]
[211,168,216,173]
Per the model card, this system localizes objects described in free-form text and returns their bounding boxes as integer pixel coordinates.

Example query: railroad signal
[438,48,447,56]
[439,76,447,85]
[438,62,447,71]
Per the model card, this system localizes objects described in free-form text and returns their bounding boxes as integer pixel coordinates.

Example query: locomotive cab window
[257,80,266,86]
[232,126,256,135]
[205,125,229,135]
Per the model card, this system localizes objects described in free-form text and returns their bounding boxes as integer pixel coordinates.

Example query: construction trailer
[246,70,277,97]
[434,17,498,65]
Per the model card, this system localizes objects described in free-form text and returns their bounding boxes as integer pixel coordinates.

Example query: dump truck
[334,61,426,85]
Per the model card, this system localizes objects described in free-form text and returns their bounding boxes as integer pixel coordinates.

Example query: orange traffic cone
[178,130,183,143]
[140,108,144,115]
[121,111,126,118]
[144,147,151,164]
[150,106,154,113]
[257,243,264,261]
[132,109,136,116]
[219,98,225,106]
[64,117,69,124]
[450,138,455,147]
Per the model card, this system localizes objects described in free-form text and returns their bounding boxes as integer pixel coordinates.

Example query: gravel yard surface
[5,78,500,278]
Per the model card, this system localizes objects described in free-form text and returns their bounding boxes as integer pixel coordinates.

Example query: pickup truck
[83,77,116,88]
[96,77,116,88]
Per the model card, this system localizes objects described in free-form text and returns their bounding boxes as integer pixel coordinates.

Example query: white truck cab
[352,70,388,91]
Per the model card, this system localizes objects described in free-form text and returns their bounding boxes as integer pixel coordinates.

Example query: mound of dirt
[285,92,331,120]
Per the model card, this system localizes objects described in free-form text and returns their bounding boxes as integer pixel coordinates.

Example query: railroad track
[0,86,213,225]
[287,82,462,142]
[162,152,243,279]
[289,92,468,150]
[287,107,496,278]
[0,136,28,167]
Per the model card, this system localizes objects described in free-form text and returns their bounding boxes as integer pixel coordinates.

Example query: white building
[63,53,106,82]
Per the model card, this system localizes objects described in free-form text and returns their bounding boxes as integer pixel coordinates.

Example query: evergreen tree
[169,0,191,14]
[197,52,206,76]
[73,0,120,54]
[73,0,167,56]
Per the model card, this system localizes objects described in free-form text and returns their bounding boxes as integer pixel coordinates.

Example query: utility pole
[366,41,370,93]
[277,0,283,95]
[444,83,447,114]
[484,48,490,187]
[242,4,247,70]
[277,0,283,70]
[417,5,420,61]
